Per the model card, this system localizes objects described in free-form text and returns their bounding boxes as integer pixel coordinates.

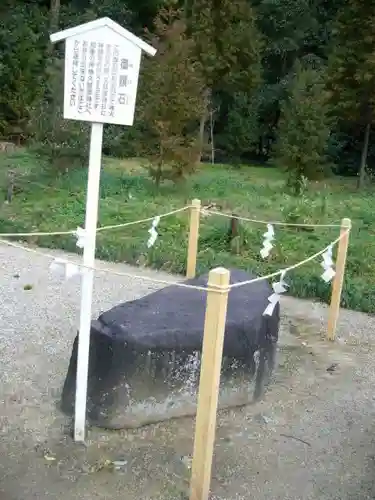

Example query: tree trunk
[209,109,215,164]
[45,0,61,101]
[228,214,239,242]
[357,122,371,189]
[197,89,211,163]
[155,145,163,188]
[197,109,207,163]
[49,0,60,33]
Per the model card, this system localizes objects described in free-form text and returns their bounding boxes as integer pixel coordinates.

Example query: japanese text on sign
[64,36,140,126]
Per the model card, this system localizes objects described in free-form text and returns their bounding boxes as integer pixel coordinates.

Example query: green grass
[1,149,374,314]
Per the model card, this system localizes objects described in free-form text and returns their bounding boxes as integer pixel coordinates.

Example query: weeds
[0,151,374,313]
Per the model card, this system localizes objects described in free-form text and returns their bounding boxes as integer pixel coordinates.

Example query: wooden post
[186,199,201,279]
[327,218,351,341]
[190,267,230,500]
[228,213,240,254]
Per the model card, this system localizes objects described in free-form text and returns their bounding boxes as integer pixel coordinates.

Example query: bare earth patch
[1,243,375,500]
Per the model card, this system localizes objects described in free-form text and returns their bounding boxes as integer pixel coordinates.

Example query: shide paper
[147,216,160,248]
[321,245,336,283]
[260,224,275,259]
[263,271,288,316]
[74,227,86,249]
[50,258,81,280]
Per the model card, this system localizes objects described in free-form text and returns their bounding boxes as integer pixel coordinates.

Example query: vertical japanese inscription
[78,41,88,114]
[94,42,104,112]
[66,36,139,124]
[101,44,112,117]
[109,45,120,117]
[86,42,96,114]
[70,40,80,108]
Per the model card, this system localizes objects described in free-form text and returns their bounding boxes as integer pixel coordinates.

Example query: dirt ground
[1,244,375,500]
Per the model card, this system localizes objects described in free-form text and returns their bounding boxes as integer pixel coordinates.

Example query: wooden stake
[190,267,230,500]
[327,218,351,341]
[186,199,201,279]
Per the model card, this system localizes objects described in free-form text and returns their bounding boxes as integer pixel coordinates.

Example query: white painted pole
[74,122,104,442]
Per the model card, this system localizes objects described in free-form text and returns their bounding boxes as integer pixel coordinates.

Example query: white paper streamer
[147,216,160,248]
[49,258,81,280]
[74,227,86,249]
[260,224,275,259]
[320,244,336,283]
[263,271,288,316]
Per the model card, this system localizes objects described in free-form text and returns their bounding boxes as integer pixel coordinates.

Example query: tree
[327,0,375,188]
[249,0,326,158]
[272,63,331,194]
[186,0,263,160]
[137,7,205,186]
[216,92,260,161]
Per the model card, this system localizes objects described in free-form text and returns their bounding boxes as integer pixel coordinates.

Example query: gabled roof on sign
[50,17,156,56]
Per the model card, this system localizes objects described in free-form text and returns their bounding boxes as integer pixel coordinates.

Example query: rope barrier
[0,203,344,239]
[96,206,190,232]
[203,209,342,228]
[0,229,76,237]
[229,229,349,289]
[0,206,191,238]
[0,238,211,293]
[0,229,349,293]
[0,193,351,295]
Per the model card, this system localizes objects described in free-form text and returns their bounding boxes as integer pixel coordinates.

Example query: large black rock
[61,268,279,429]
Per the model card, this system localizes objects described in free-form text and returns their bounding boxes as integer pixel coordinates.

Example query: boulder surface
[61,268,279,428]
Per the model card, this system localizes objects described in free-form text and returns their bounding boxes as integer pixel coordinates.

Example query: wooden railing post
[327,218,351,341]
[186,199,201,279]
[190,267,230,500]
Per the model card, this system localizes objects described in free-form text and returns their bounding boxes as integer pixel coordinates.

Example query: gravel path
[0,242,375,500]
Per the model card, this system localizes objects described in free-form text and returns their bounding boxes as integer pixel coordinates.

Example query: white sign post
[50,17,156,442]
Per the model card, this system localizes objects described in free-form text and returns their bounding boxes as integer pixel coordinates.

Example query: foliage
[188,0,262,93]
[0,3,48,140]
[215,92,260,161]
[272,63,332,194]
[1,0,375,179]
[327,0,375,187]
[137,7,205,185]
[27,57,90,169]
[1,152,374,314]
[0,0,134,170]
[328,0,375,124]
[248,0,326,157]
[186,0,263,158]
